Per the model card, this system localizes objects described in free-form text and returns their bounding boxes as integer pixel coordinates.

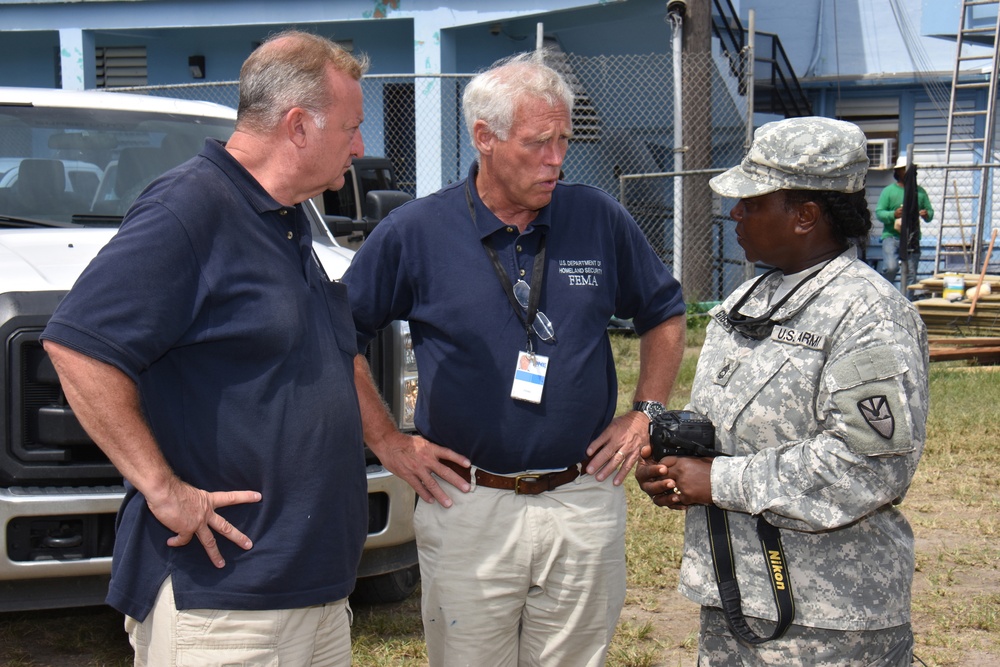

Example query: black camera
[649,410,719,460]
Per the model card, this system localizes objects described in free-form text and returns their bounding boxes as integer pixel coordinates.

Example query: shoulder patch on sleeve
[828,349,914,455]
[835,381,914,455]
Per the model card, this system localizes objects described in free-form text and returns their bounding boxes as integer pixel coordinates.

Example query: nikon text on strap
[706,505,795,644]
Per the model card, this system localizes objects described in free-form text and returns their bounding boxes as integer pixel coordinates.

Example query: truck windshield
[0,104,234,225]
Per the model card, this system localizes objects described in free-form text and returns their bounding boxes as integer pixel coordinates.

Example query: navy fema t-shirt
[344,164,685,474]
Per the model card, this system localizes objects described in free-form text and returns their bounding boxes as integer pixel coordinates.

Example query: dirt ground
[619,588,701,666]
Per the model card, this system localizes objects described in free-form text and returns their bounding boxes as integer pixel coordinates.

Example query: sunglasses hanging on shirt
[726,267,823,340]
[465,181,556,350]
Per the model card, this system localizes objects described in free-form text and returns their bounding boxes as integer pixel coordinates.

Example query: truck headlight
[401,376,418,429]
[401,323,417,372]
[394,321,418,431]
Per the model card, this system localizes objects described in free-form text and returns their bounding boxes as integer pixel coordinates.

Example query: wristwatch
[633,400,666,421]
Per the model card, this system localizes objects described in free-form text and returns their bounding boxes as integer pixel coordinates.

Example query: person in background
[41,31,369,665]
[876,154,934,290]
[342,52,687,666]
[637,117,929,666]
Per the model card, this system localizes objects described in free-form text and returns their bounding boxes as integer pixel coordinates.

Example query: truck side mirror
[323,215,369,237]
[365,190,412,223]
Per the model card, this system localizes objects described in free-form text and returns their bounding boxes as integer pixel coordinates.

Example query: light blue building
[2,0,993,288]
[2,1,979,136]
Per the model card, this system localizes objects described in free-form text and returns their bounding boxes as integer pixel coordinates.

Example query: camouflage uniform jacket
[678,246,929,630]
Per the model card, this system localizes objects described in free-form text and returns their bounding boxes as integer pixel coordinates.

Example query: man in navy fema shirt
[343,53,686,667]
[42,32,368,665]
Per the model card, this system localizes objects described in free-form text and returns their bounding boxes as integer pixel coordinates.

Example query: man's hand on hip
[146,476,261,568]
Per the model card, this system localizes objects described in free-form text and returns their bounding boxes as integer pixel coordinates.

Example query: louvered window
[96,46,148,88]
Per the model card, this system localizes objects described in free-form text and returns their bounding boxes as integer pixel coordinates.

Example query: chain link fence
[600,49,752,305]
[107,46,753,304]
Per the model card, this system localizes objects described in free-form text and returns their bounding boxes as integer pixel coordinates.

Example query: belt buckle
[514,473,541,495]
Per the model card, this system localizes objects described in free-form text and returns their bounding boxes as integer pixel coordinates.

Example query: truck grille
[1,328,118,485]
[1,291,390,485]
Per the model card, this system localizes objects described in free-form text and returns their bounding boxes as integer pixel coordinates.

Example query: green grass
[906,363,1000,666]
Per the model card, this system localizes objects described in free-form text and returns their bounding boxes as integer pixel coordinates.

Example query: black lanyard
[466,181,550,351]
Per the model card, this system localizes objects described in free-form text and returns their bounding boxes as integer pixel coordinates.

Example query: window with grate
[96,46,148,88]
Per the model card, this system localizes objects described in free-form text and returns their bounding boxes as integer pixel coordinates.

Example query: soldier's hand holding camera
[636,410,720,508]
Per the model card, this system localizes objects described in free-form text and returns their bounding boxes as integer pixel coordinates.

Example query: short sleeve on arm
[42,201,202,382]
[342,219,414,352]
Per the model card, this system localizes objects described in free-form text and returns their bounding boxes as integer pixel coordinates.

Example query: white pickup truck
[0,86,419,611]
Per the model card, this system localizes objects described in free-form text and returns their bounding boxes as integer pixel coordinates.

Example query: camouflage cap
[710,116,868,198]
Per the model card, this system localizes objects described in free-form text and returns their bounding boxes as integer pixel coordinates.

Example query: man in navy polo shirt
[42,32,368,665]
[343,52,686,666]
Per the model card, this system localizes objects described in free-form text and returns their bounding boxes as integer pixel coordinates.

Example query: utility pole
[681,0,714,302]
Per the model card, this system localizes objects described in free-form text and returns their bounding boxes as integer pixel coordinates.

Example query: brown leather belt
[442,458,591,495]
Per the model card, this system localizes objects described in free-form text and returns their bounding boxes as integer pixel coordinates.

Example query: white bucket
[943,274,965,301]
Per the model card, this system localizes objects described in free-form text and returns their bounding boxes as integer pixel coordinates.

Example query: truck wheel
[351,564,420,604]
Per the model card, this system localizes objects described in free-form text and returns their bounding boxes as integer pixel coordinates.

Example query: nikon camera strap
[706,505,794,644]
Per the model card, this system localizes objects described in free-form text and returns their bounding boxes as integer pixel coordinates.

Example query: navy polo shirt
[343,164,684,473]
[42,140,367,621]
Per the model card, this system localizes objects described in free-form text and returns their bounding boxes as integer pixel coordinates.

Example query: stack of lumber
[928,336,1000,364]
[907,273,1000,361]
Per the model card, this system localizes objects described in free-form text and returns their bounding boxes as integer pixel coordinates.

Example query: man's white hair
[462,51,574,145]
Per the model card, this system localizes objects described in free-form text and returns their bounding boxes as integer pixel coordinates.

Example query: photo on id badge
[512,350,549,404]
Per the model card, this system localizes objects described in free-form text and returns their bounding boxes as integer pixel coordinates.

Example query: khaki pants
[415,472,627,667]
[125,576,353,666]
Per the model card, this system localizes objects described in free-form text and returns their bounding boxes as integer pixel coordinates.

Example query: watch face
[637,401,666,418]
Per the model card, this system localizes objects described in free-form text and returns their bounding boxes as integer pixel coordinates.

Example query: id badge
[511,350,549,404]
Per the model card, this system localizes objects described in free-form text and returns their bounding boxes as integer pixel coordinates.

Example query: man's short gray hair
[462,52,574,145]
[237,30,369,134]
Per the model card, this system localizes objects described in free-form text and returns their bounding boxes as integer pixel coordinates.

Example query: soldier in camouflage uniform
[636,117,929,666]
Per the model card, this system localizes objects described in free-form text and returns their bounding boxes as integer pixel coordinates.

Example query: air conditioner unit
[866,138,895,170]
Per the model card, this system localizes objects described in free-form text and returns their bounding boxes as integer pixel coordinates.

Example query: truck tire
[351,564,420,604]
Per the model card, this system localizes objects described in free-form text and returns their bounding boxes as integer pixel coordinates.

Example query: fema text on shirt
[559,258,603,286]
